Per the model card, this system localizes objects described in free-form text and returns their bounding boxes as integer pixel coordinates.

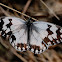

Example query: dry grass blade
[10,48,28,62]
[0,6,11,16]
[0,37,27,62]
[27,51,38,62]
[22,0,32,14]
[0,3,38,21]
[0,57,8,62]
[51,50,62,62]
[0,37,9,49]
[39,0,60,20]
[21,0,32,18]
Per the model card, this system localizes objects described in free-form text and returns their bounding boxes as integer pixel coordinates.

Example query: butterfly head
[26,18,34,27]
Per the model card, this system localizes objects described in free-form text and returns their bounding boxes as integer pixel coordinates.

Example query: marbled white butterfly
[0,17,62,54]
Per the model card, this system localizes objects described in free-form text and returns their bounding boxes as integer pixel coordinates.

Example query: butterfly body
[0,17,62,54]
[26,18,32,46]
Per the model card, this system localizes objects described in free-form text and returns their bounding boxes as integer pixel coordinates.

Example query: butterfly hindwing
[29,29,47,54]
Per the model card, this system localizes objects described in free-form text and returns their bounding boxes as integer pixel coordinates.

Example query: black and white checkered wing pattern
[29,21,62,54]
[0,17,28,52]
[0,17,62,54]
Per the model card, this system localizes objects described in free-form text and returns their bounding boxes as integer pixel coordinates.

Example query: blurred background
[0,0,62,62]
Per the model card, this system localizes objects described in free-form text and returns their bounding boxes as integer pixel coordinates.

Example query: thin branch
[40,0,60,20]
[0,3,38,21]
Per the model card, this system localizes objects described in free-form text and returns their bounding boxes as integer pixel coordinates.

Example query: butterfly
[0,17,62,54]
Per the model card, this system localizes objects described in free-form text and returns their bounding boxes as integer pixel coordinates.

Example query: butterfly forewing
[0,17,29,52]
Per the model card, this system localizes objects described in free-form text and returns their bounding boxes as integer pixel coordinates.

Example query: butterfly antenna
[40,0,60,20]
